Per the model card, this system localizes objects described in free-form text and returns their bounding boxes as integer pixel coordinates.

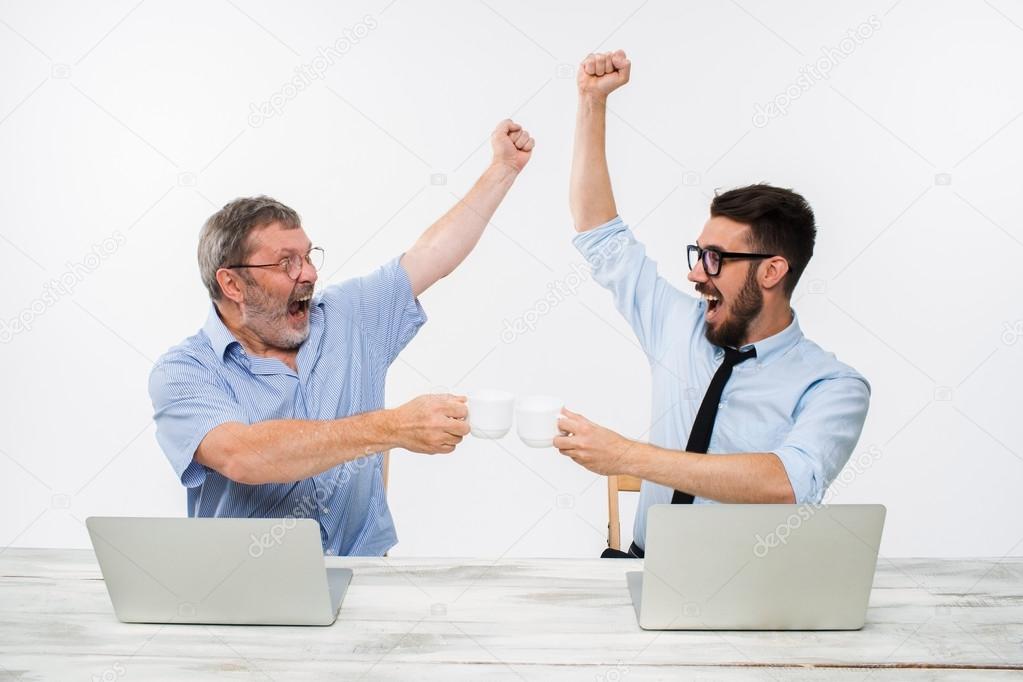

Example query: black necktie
[672,346,757,504]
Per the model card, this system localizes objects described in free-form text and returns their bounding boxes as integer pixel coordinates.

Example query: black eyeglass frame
[686,244,776,277]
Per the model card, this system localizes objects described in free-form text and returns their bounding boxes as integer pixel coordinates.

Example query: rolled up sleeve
[771,376,871,504]
[148,354,249,488]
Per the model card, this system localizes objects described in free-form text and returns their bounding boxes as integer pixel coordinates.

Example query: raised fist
[577,50,631,99]
[491,119,534,172]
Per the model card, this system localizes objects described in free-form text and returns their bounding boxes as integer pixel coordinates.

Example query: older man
[555,51,870,558]
[149,120,534,556]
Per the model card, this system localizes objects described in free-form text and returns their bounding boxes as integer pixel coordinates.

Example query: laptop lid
[87,517,345,626]
[637,504,886,630]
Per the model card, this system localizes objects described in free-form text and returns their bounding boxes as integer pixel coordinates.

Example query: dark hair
[198,196,301,300]
[710,184,816,297]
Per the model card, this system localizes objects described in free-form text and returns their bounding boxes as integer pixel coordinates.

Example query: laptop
[627,504,886,630]
[86,517,352,625]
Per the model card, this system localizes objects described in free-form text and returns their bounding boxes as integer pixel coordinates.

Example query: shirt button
[325,549,334,556]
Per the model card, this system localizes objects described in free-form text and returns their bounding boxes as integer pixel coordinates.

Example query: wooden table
[2,549,1021,680]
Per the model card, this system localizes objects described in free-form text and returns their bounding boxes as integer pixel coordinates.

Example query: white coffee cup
[515,395,564,448]
[468,389,515,439]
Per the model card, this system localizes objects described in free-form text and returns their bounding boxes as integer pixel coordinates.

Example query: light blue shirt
[573,217,870,550]
[148,256,426,556]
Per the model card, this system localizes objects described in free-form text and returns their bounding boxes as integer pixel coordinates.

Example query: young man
[149,120,535,556]
[554,50,870,557]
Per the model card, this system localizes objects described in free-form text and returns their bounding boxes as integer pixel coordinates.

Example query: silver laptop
[627,504,886,630]
[87,517,352,625]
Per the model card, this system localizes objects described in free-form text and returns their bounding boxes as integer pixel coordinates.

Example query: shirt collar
[738,308,803,368]
[202,303,241,361]
[202,297,327,371]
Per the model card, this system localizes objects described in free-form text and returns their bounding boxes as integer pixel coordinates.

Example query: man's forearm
[403,162,518,296]
[199,410,398,485]
[402,119,532,296]
[625,443,797,504]
[570,95,618,232]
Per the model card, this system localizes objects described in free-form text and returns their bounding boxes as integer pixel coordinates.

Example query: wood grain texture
[2,549,1021,680]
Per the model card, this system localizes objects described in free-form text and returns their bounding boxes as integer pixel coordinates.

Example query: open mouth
[287,293,312,321]
[702,292,722,322]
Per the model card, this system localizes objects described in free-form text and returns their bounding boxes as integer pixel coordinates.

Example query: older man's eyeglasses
[687,244,774,277]
[225,247,324,281]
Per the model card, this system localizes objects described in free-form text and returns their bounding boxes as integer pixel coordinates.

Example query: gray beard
[241,282,309,350]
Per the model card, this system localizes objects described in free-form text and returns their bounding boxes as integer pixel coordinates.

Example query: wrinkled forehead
[246,221,310,260]
[696,215,751,251]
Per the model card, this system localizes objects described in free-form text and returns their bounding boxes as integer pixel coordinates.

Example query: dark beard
[704,263,762,348]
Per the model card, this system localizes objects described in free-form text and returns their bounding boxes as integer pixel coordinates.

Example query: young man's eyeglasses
[225,247,325,281]
[687,244,775,277]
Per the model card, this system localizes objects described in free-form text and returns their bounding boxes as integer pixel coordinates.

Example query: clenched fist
[578,49,631,99]
[391,394,470,454]
[492,119,534,173]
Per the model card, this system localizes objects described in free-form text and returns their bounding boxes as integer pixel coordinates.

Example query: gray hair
[197,196,301,300]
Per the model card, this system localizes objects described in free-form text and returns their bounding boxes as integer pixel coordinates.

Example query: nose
[297,256,318,285]
[687,258,708,285]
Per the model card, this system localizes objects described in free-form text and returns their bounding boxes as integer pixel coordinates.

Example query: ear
[215,268,246,305]
[759,256,790,292]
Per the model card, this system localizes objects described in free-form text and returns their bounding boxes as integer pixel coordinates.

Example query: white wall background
[1,0,1021,559]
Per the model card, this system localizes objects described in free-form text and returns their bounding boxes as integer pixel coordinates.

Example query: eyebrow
[275,242,313,257]
[696,241,726,251]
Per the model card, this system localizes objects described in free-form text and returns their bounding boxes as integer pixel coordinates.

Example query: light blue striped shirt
[148,256,426,556]
[574,217,870,550]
